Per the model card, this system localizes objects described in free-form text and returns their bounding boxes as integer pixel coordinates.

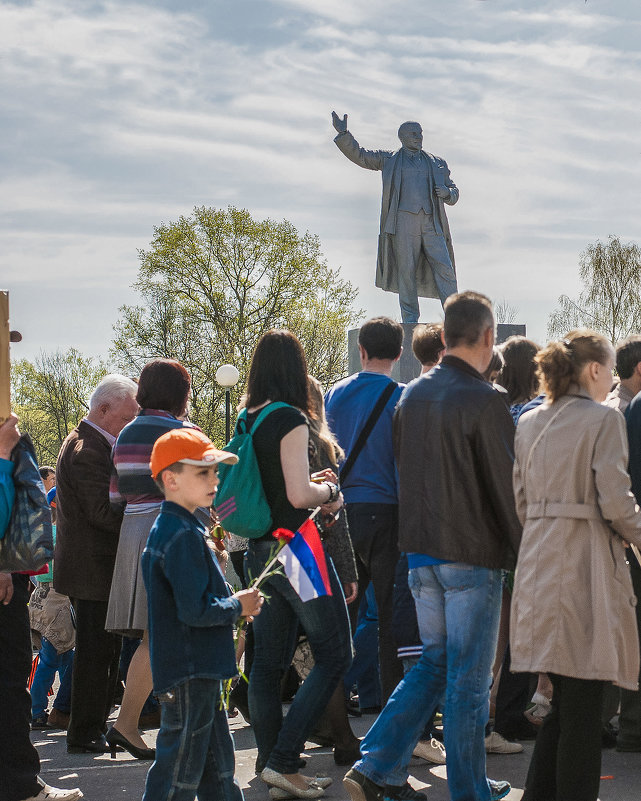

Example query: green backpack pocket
[215,402,291,539]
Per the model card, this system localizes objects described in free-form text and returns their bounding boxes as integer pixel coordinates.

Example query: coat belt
[526,501,601,520]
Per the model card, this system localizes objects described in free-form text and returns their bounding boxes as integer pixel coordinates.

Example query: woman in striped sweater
[105,359,195,759]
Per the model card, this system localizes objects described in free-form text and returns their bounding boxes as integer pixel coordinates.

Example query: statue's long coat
[334,131,458,300]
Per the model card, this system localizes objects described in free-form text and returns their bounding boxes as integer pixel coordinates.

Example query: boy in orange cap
[141,428,263,801]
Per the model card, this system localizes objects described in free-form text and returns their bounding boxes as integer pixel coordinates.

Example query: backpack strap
[339,381,397,486]
[236,402,293,436]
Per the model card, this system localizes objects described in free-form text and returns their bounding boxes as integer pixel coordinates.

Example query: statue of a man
[332,112,459,323]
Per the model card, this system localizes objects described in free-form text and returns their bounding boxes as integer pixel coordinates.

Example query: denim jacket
[142,500,242,692]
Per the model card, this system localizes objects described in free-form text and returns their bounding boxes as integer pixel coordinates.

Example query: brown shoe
[138,710,161,729]
[47,709,70,730]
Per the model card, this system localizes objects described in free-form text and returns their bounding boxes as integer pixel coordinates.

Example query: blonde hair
[307,375,344,467]
[536,329,612,402]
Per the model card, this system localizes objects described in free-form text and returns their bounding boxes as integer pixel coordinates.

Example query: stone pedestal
[348,324,422,384]
[496,323,526,344]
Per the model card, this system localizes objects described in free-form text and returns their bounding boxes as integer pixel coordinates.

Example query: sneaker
[412,738,446,765]
[31,714,51,731]
[383,783,427,801]
[485,731,524,754]
[21,777,83,800]
[488,779,510,801]
[343,768,384,801]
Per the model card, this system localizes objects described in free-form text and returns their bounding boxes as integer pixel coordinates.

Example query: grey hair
[89,373,138,411]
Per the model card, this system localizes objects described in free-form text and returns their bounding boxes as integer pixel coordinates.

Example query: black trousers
[494,644,536,738]
[0,574,40,801]
[67,598,121,744]
[618,552,641,747]
[523,674,604,801]
[345,503,402,703]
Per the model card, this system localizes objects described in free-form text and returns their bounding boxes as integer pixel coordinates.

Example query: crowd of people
[2,290,641,801]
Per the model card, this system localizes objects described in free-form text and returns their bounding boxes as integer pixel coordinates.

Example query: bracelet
[323,481,339,504]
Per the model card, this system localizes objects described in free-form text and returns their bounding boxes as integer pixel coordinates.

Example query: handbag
[0,433,54,571]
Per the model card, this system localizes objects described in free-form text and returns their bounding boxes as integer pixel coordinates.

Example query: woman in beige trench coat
[511,329,641,801]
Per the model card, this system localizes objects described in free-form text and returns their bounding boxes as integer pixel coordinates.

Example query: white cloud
[2,0,641,360]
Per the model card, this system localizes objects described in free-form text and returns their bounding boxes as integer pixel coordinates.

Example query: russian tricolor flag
[275,518,332,602]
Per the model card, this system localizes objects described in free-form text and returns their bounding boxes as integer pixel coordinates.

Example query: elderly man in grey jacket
[332,112,459,323]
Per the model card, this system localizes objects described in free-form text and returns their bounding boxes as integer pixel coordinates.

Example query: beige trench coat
[510,389,641,689]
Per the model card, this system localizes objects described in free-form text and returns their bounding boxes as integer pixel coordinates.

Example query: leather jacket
[394,355,521,570]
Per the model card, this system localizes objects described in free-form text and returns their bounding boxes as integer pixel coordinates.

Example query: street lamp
[215,364,240,444]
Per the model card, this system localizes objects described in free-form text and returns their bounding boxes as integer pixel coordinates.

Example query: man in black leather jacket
[344,291,521,801]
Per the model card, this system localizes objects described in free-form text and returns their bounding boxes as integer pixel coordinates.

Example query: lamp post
[215,364,240,444]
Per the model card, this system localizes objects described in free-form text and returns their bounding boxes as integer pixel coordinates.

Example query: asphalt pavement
[32,708,641,801]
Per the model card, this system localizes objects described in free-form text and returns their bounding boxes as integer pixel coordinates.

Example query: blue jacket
[0,458,14,537]
[142,500,242,692]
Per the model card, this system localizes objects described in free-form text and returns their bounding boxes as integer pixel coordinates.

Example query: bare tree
[495,299,518,325]
[548,236,641,344]
[11,349,108,463]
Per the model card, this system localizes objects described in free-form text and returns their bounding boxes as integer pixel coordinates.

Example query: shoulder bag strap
[339,381,397,485]
[235,401,292,436]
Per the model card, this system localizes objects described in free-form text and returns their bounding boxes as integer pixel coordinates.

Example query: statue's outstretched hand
[332,111,348,134]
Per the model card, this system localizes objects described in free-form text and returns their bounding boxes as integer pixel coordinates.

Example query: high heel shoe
[106,726,156,760]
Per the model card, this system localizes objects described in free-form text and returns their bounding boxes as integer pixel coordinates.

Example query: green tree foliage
[548,236,641,344]
[112,206,361,445]
[11,349,108,464]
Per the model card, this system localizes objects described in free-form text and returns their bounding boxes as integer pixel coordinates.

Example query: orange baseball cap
[150,428,238,479]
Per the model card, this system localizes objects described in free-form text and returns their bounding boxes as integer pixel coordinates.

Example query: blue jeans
[246,540,352,773]
[354,563,502,801]
[343,583,382,708]
[31,637,74,717]
[143,678,243,801]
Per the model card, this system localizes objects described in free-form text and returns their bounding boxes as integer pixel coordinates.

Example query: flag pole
[250,508,321,588]
[0,291,11,424]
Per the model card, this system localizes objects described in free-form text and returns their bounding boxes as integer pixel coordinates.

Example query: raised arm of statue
[332,111,348,134]
[331,111,392,172]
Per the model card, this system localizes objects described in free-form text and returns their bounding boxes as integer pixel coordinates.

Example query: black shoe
[31,714,51,730]
[229,684,251,724]
[106,726,155,760]
[383,783,427,801]
[346,698,362,717]
[307,731,335,748]
[67,734,113,754]
[616,739,641,752]
[343,768,383,801]
[489,780,511,801]
[602,723,618,749]
[334,741,361,766]
[496,721,538,740]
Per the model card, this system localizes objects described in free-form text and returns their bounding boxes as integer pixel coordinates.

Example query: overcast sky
[3,0,641,363]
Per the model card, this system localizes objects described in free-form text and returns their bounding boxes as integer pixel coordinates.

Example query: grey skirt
[105,507,160,637]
